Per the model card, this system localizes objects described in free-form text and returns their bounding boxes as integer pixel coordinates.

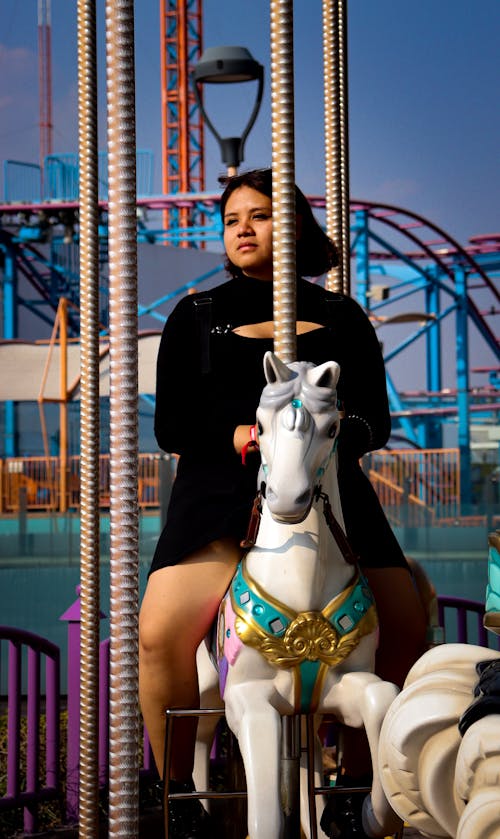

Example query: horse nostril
[295,489,311,506]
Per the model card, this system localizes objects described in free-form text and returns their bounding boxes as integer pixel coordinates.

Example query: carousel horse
[190,352,402,839]
[377,643,500,839]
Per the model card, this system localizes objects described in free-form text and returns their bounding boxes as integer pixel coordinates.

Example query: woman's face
[222,185,273,281]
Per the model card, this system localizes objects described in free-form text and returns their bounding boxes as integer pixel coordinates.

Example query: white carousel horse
[378,642,500,839]
[192,351,402,839]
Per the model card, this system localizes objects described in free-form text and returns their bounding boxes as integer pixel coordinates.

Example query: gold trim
[234,603,377,670]
[230,562,379,711]
[310,662,330,712]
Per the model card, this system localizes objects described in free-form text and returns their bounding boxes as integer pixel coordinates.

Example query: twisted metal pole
[322,0,351,294]
[105,1,140,835]
[270,0,297,364]
[270,11,301,834]
[77,1,101,835]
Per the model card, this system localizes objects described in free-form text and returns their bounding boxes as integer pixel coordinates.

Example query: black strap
[193,297,212,375]
[240,491,263,549]
[317,489,359,566]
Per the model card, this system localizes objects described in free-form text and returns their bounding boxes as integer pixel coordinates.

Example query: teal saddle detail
[485,532,500,635]
[231,560,375,641]
[230,560,377,712]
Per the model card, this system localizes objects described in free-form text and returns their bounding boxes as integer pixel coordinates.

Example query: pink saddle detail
[222,594,243,666]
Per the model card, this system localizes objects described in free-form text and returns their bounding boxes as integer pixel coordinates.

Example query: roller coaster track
[1,192,498,393]
[1,192,498,502]
[347,198,499,354]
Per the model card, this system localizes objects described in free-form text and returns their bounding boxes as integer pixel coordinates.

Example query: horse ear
[306,360,340,390]
[263,351,295,384]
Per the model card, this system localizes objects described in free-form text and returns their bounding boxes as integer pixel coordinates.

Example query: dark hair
[219,167,338,278]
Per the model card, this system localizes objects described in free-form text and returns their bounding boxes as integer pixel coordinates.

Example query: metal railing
[438,596,500,649]
[0,626,62,834]
[3,151,154,205]
[1,449,461,521]
[368,448,460,520]
[0,453,163,514]
[1,598,156,834]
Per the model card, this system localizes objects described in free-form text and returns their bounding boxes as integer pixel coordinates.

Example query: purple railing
[1,593,156,834]
[438,596,500,649]
[60,592,156,822]
[1,594,498,834]
[0,626,61,834]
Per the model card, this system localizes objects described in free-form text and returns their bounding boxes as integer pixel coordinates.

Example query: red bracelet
[241,424,259,465]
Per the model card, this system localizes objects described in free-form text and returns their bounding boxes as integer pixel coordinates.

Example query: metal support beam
[455,264,472,509]
[425,267,443,448]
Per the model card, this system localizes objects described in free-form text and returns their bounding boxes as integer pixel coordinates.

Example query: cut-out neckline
[232,321,324,339]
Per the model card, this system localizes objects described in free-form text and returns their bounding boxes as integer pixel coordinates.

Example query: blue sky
[0,0,498,245]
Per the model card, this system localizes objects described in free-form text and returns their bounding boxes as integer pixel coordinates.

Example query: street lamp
[192,46,264,175]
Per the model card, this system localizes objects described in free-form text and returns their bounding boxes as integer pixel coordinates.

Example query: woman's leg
[363,565,428,688]
[139,536,242,779]
[338,565,429,780]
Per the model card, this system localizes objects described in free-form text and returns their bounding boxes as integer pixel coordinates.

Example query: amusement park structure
[1,178,498,503]
[0,0,499,509]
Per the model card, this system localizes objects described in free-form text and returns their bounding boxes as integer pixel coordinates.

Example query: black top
[149,276,407,573]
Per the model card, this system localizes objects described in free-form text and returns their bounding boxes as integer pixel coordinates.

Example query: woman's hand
[233,424,255,454]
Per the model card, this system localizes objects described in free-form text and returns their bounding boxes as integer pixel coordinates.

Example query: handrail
[0,626,62,833]
[438,596,500,650]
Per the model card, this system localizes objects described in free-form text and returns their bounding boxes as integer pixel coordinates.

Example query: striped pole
[270,0,297,363]
[77,0,101,834]
[323,0,351,294]
[105,1,140,834]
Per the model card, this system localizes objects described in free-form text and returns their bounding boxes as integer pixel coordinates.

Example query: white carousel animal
[378,642,500,839]
[191,351,402,839]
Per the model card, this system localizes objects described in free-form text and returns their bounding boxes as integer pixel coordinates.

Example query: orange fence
[368,470,435,528]
[0,448,486,527]
[0,453,163,513]
[367,448,460,523]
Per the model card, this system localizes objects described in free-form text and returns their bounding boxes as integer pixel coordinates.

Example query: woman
[139,168,427,838]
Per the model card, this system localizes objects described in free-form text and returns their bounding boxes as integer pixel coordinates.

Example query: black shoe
[458,658,500,736]
[166,779,212,839]
[320,775,372,839]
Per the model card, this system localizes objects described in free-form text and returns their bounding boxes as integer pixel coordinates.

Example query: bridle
[241,484,359,567]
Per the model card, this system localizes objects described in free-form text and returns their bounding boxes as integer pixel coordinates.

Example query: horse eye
[257,421,263,436]
[328,422,338,438]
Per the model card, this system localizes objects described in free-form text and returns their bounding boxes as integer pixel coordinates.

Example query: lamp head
[193,46,263,84]
[192,46,264,170]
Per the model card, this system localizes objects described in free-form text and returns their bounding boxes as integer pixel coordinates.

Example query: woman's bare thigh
[139,536,242,654]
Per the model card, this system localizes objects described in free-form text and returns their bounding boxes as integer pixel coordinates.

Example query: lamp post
[192,46,264,175]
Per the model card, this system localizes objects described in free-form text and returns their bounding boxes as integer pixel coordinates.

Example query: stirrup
[484,531,500,635]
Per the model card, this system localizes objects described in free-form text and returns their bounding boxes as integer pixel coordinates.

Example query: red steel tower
[160,0,205,237]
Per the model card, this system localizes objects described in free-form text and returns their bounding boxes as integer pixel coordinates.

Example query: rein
[241,485,359,567]
[314,488,359,566]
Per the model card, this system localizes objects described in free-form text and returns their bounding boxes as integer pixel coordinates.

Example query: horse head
[257,351,341,524]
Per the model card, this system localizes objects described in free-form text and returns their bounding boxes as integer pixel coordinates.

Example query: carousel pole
[76,1,101,834]
[323,0,351,294]
[105,1,140,835]
[270,3,301,836]
[270,0,297,365]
